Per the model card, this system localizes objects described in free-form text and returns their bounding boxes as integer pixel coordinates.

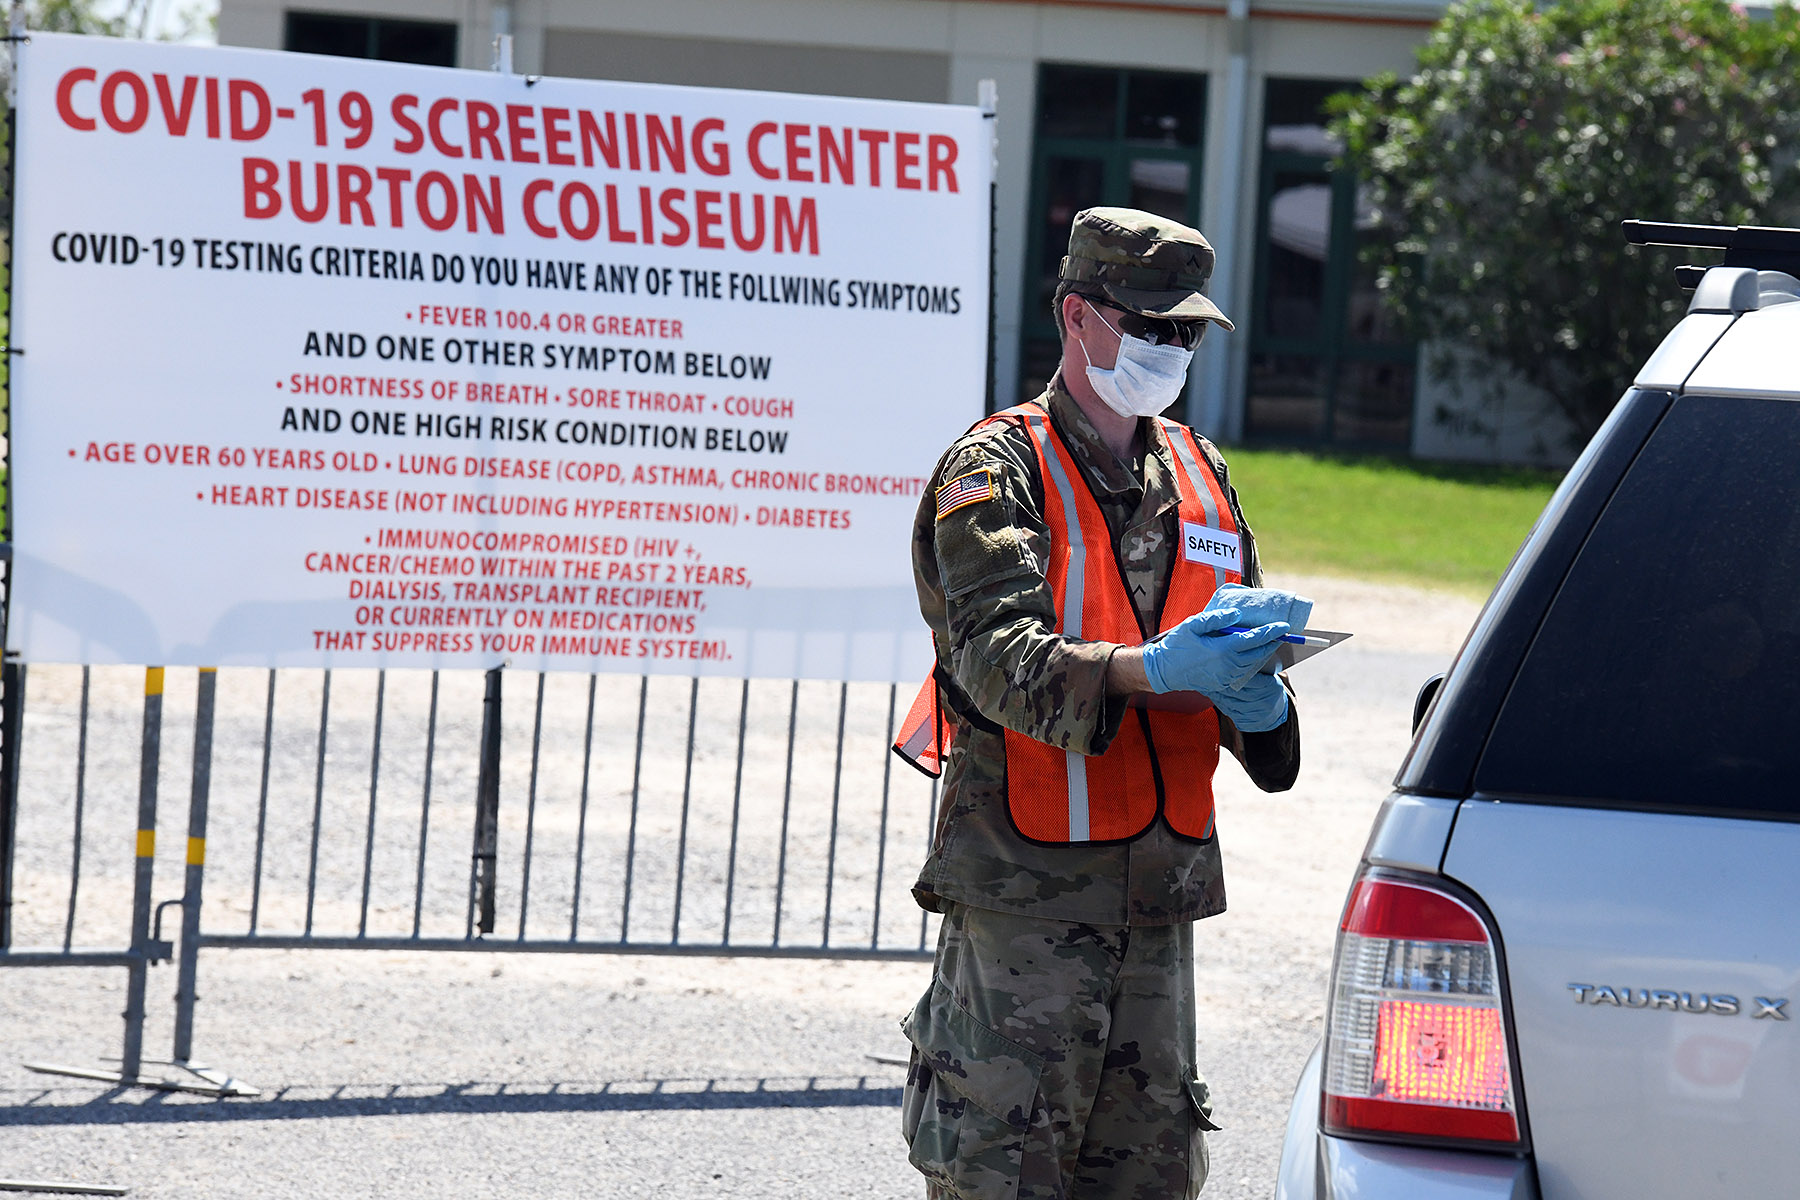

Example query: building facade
[218,0,1570,463]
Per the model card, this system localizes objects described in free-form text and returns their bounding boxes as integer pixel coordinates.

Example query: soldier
[895,207,1307,1199]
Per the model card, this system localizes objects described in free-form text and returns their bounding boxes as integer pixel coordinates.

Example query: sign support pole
[0,661,21,951]
[0,5,23,957]
[981,79,998,414]
[463,31,516,943]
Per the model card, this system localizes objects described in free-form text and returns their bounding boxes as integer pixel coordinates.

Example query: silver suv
[1275,223,1800,1199]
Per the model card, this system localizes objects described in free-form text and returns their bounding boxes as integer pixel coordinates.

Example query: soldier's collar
[1138,420,1183,516]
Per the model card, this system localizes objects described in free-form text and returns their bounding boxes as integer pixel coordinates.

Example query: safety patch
[1182,522,1242,573]
[936,468,997,520]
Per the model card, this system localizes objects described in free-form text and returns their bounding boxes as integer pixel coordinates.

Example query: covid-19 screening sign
[7,32,991,680]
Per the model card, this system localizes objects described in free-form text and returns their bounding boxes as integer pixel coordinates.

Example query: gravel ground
[0,572,1482,1199]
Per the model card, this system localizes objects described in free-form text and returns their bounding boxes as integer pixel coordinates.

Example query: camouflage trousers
[900,901,1217,1200]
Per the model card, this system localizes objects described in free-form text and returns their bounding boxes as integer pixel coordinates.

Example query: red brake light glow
[1374,999,1510,1108]
[1323,874,1522,1147]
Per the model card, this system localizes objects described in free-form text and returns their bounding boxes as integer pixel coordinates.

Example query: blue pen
[1221,624,1331,648]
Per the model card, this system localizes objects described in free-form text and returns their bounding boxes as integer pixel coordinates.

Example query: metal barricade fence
[0,39,990,1098]
[0,662,941,1094]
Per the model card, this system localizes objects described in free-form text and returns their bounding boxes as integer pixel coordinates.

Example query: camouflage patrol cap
[1059,206,1234,331]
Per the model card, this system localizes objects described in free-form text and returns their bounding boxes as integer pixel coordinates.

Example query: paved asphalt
[0,614,1467,1199]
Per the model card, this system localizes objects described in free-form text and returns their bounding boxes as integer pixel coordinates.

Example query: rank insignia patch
[936,468,996,520]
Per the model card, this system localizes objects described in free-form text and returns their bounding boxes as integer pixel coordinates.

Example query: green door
[1017,66,1208,409]
[1245,79,1416,448]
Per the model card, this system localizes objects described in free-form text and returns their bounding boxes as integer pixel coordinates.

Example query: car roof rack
[1623,219,1800,290]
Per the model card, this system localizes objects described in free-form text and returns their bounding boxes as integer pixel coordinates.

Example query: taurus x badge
[1567,985,1790,1019]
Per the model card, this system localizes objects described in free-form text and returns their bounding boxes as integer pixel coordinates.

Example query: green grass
[1225,448,1564,596]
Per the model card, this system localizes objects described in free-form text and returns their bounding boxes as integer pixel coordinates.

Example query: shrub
[1332,0,1800,440]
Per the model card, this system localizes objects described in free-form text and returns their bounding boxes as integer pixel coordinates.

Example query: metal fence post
[172,668,214,1063]
[17,665,250,1097]
[121,666,165,1082]
[61,666,88,951]
[0,660,24,951]
[156,667,255,1097]
[469,666,502,936]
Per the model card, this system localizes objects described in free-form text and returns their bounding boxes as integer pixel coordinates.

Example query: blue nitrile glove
[1210,672,1290,733]
[1140,610,1291,696]
[1209,582,1314,633]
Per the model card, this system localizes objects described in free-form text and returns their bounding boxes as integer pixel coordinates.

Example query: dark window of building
[1245,78,1415,449]
[541,31,950,104]
[1017,65,1208,408]
[1125,73,1203,148]
[1039,65,1119,141]
[285,12,457,67]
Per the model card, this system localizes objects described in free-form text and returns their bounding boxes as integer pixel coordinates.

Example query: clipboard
[1268,628,1354,670]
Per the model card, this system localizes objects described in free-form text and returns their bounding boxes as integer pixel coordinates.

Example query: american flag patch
[936,468,996,519]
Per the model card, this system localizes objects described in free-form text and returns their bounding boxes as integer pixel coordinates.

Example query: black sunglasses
[1089,299,1206,350]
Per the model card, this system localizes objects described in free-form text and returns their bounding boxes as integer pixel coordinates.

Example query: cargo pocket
[1183,1071,1219,1200]
[1185,1071,1221,1132]
[901,980,1044,1200]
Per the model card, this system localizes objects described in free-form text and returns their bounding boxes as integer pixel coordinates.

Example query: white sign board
[7,33,990,681]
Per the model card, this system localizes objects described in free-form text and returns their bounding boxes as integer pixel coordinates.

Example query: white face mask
[1077,303,1196,418]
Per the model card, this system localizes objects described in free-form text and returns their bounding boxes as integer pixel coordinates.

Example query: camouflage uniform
[900,209,1301,1198]
[901,903,1213,1200]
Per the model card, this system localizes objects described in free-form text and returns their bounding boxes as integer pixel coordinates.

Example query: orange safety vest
[894,402,1246,844]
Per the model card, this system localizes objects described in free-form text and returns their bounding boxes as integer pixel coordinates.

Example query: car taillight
[1321,872,1523,1147]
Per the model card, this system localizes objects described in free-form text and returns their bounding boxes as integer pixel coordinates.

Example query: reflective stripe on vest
[892,403,1243,844]
[892,672,954,778]
[1019,408,1099,838]
[1144,414,1244,842]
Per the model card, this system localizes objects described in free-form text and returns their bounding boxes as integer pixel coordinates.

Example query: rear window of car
[1476,393,1800,817]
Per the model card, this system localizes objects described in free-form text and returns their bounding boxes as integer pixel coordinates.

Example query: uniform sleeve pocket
[934,449,1035,604]
[900,980,1044,1197]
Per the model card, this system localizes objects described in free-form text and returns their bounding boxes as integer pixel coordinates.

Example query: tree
[1331,0,1800,441]
[25,0,132,36]
[16,0,212,41]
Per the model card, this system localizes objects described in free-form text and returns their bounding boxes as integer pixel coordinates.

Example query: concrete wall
[1409,344,1583,467]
